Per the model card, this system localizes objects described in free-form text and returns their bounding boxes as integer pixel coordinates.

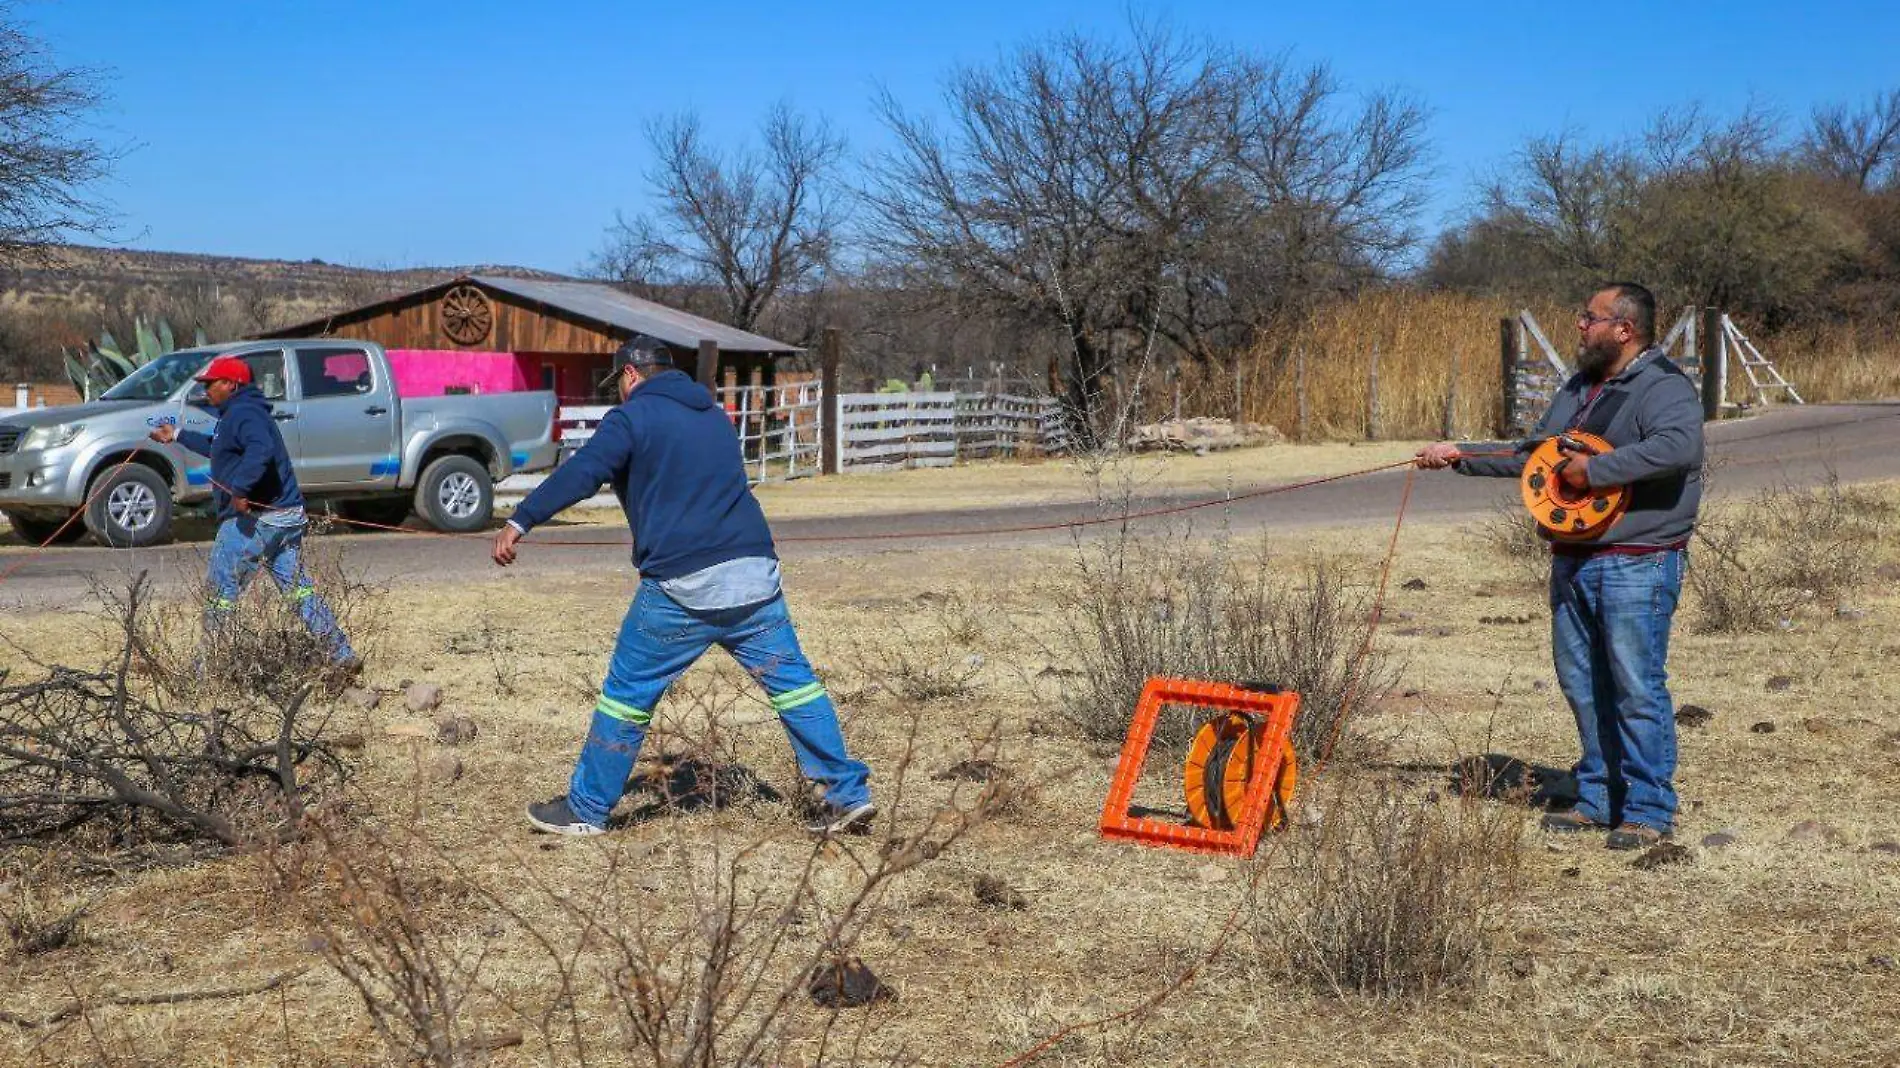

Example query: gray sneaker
[526,796,605,836]
[805,800,876,836]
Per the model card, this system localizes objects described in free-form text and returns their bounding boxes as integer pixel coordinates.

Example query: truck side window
[241,351,288,401]
[297,348,375,399]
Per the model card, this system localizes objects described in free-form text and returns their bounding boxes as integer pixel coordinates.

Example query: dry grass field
[2,472,1898,1066]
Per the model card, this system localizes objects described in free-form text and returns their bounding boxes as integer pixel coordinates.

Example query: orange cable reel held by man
[1519,431,1628,542]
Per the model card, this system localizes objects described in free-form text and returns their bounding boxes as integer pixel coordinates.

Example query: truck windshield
[99,351,215,401]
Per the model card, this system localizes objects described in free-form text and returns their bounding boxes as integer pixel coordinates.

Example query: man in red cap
[150,355,357,669]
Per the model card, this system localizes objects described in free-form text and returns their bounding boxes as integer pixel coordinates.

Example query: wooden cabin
[257,275,801,404]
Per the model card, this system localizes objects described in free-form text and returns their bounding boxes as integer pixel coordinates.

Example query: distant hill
[0,245,579,379]
[1,244,574,331]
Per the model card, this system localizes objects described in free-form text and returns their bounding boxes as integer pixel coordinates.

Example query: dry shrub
[0,577,351,858]
[861,596,988,703]
[1255,780,1524,999]
[1052,532,1395,759]
[1466,498,1550,590]
[1689,475,1895,632]
[279,814,486,1067]
[121,538,384,706]
[279,722,1021,1067]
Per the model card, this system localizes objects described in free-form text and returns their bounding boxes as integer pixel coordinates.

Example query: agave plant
[63,316,208,400]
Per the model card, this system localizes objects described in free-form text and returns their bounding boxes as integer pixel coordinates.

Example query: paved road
[4,402,1896,611]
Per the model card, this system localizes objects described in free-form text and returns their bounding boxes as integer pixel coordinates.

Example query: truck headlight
[21,423,83,451]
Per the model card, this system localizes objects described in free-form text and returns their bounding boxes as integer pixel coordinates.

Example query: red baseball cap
[193,355,253,385]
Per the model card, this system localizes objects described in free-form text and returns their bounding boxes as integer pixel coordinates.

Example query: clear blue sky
[25,0,1900,274]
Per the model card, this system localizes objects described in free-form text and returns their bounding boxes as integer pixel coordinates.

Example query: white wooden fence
[555,387,1067,481]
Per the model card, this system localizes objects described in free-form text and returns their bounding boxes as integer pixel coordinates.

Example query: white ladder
[1721,315,1804,406]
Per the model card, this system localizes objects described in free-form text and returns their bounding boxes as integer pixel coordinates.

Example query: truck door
[288,345,400,488]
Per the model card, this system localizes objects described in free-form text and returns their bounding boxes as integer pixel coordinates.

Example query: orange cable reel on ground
[1519,431,1628,542]
[1182,707,1298,832]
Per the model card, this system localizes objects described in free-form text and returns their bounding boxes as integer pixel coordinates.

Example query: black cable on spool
[1200,713,1262,830]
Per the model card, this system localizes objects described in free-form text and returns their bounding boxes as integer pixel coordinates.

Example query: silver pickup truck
[0,339,558,547]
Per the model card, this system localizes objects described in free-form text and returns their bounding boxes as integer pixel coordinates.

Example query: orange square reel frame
[1097,677,1301,857]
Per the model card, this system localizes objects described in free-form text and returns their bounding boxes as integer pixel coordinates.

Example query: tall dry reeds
[1759,317,1900,403]
[1129,289,1896,443]
[1135,290,1570,442]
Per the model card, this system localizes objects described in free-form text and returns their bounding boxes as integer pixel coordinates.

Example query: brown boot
[1540,809,1607,834]
[1607,822,1670,851]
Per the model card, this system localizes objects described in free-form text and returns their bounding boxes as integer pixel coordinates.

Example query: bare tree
[1804,89,1900,191]
[0,19,114,267]
[862,20,1426,439]
[593,103,846,336]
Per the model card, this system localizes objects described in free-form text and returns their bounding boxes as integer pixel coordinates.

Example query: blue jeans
[1549,549,1685,831]
[205,516,355,661]
[567,579,871,828]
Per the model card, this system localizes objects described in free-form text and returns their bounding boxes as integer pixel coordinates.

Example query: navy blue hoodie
[175,384,305,521]
[508,369,776,579]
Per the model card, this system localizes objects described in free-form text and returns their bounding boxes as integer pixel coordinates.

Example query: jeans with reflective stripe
[1549,549,1684,831]
[204,516,354,661]
[567,579,871,828]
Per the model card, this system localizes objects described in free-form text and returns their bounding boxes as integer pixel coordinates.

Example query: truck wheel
[336,496,412,531]
[414,455,491,533]
[83,464,174,548]
[4,509,87,546]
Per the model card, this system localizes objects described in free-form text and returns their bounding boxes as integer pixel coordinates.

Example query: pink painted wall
[385,349,533,398]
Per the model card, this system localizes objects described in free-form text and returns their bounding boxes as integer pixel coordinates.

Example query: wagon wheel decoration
[441,284,493,346]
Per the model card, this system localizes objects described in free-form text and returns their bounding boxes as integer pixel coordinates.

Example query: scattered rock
[934,759,1008,783]
[1764,675,1796,693]
[435,714,479,746]
[342,686,381,711]
[1700,831,1739,850]
[1801,717,1838,735]
[430,753,464,783]
[1127,416,1280,453]
[1478,614,1533,626]
[383,722,432,741]
[1750,721,1777,734]
[1391,626,1422,637]
[1532,680,1549,692]
[1561,865,1581,878]
[1401,578,1427,591]
[1835,605,1868,621]
[1869,841,1900,855]
[404,682,444,712]
[1195,863,1230,885]
[332,731,367,751]
[1875,562,1900,583]
[1785,819,1846,845]
[808,957,894,1008]
[1869,955,1899,972]
[1632,842,1694,870]
[467,1029,523,1052]
[1676,704,1714,728]
[973,874,1029,910]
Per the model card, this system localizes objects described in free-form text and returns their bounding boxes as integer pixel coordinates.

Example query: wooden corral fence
[554,385,1062,482]
[836,391,1068,472]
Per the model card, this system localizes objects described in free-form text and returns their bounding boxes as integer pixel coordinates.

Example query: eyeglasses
[1577,311,1628,329]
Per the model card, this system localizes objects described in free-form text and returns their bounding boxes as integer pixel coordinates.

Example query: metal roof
[469,276,801,355]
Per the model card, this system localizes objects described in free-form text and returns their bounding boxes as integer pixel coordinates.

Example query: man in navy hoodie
[149,355,356,666]
[494,338,873,837]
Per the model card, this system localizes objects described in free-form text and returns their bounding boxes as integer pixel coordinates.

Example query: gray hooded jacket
[1456,347,1704,549]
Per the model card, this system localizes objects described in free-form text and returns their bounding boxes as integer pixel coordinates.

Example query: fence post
[1295,346,1309,441]
[696,339,719,394]
[1497,316,1516,436]
[821,327,841,476]
[1233,363,1243,423]
[1365,340,1381,441]
[1699,306,1725,422]
[1441,355,1459,440]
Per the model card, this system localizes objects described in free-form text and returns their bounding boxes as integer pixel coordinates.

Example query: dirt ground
[2,478,1898,1066]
